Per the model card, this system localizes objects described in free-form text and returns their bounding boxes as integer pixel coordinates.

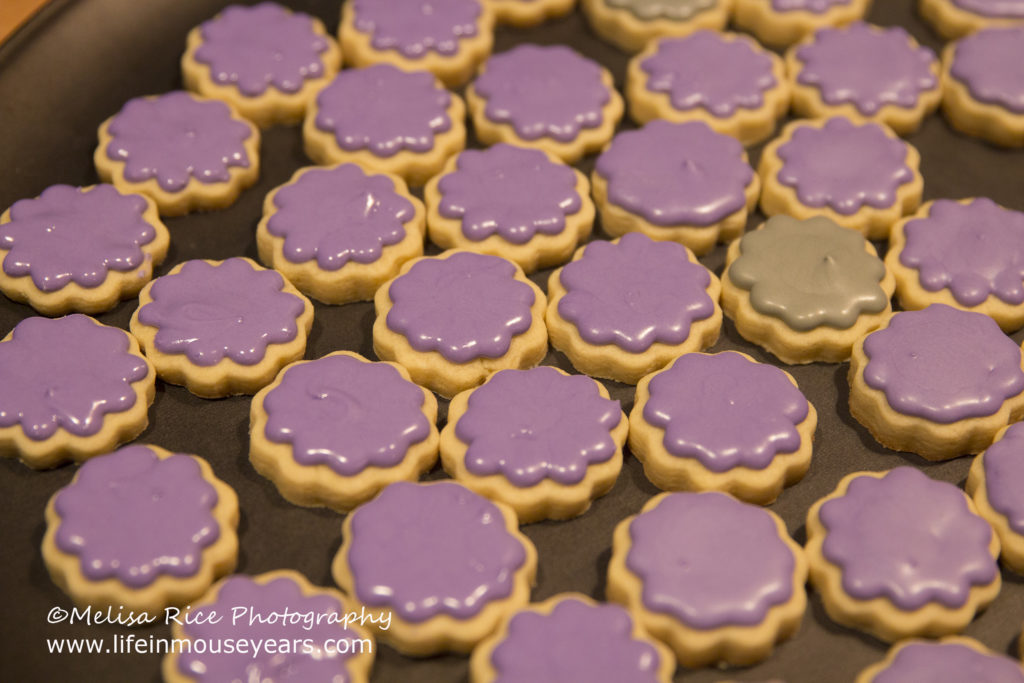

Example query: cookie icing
[626,492,796,629]
[314,64,452,157]
[1,185,156,292]
[267,164,415,269]
[983,422,1024,535]
[772,0,852,11]
[490,598,664,681]
[819,467,997,610]
[776,117,914,215]
[0,315,149,440]
[728,215,889,331]
[385,252,536,364]
[137,258,306,367]
[194,3,331,97]
[437,144,582,245]
[345,481,527,622]
[952,0,1024,18]
[455,367,621,487]
[862,305,1024,423]
[263,354,431,476]
[950,27,1024,114]
[644,352,809,472]
[595,120,754,227]
[899,198,1024,307]
[605,0,717,21]
[794,23,939,116]
[105,92,253,193]
[176,574,364,682]
[874,641,1024,683]
[639,31,778,117]
[474,45,611,143]
[352,0,482,58]
[53,445,220,589]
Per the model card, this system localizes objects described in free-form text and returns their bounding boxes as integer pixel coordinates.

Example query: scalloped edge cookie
[856,636,1024,682]
[919,0,1024,40]
[967,425,1024,574]
[941,34,1024,148]
[733,0,873,48]
[580,0,731,53]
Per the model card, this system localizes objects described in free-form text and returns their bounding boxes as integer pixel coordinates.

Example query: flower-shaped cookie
[920,0,1024,40]
[857,637,1024,683]
[581,0,731,52]
[967,422,1024,573]
[733,0,873,48]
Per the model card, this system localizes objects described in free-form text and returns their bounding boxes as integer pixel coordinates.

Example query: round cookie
[339,0,495,88]
[630,351,817,505]
[257,163,425,304]
[0,184,168,315]
[887,198,1024,332]
[490,0,577,25]
[181,2,342,127]
[441,366,627,523]
[467,44,623,163]
[547,233,722,384]
[787,22,942,135]
[759,116,923,239]
[0,315,155,470]
[733,0,873,48]
[806,467,1001,642]
[919,0,1024,40]
[592,120,760,256]
[42,444,239,614]
[580,0,731,53]
[332,480,537,656]
[941,26,1024,148]
[721,215,895,364]
[94,91,259,217]
[303,64,466,187]
[607,491,807,668]
[373,250,547,398]
[469,594,675,683]
[857,637,1024,682]
[967,422,1024,574]
[131,257,314,398]
[424,144,594,273]
[849,304,1024,460]
[626,31,790,146]
[163,571,374,683]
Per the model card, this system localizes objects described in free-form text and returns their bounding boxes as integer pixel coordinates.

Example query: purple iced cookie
[349,0,483,58]
[866,639,1024,683]
[952,0,1024,18]
[979,422,1024,537]
[948,26,1024,114]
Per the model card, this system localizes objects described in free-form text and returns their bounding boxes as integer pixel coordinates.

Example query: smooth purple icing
[557,233,715,354]
[983,422,1024,535]
[644,352,809,473]
[105,91,253,193]
[194,3,330,97]
[54,445,220,589]
[775,117,914,216]
[953,0,1024,18]
[595,120,753,227]
[950,27,1024,114]
[1,185,155,292]
[455,367,621,487]
[437,144,582,245]
[875,641,1024,683]
[314,64,452,157]
[136,258,306,367]
[862,304,1024,423]
[0,315,148,440]
[772,0,851,10]
[345,481,528,622]
[819,467,997,610]
[473,45,611,143]
[263,354,431,476]
[900,198,1024,307]
[352,0,481,58]
[267,164,415,269]
[795,23,938,115]
[640,31,777,117]
[626,492,796,629]
[385,252,535,363]
[490,598,663,682]
[177,575,364,682]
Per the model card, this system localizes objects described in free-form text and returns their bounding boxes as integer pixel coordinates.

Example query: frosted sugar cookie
[806,467,1001,642]
[580,0,731,53]
[42,444,238,614]
[733,0,873,48]
[181,2,342,127]
[920,0,1024,39]
[967,422,1024,573]
[332,481,537,655]
[857,637,1024,682]
[849,304,1024,460]
[0,184,168,315]
[441,366,626,522]
[0,315,154,469]
[94,91,259,216]
[490,0,576,25]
